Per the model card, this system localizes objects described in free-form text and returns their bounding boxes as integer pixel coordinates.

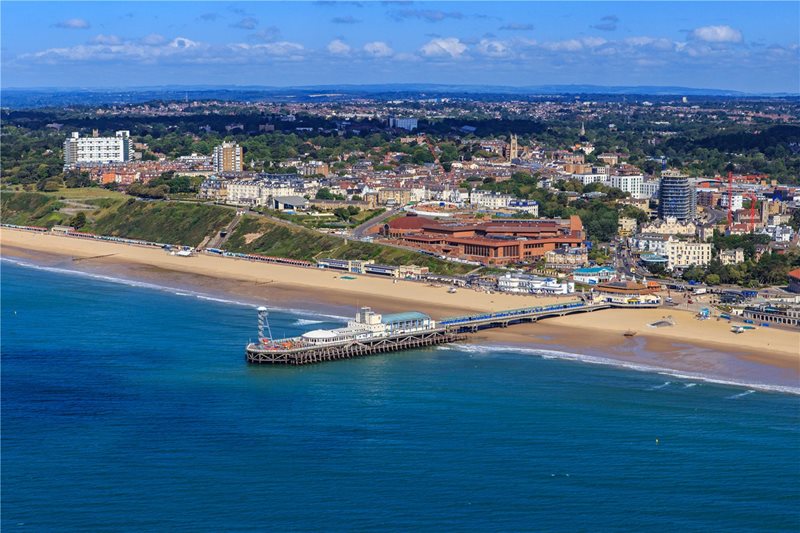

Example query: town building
[388,117,418,131]
[639,217,696,236]
[742,303,800,328]
[618,217,637,237]
[788,268,800,294]
[664,239,712,270]
[213,142,243,172]
[719,248,745,266]
[592,280,662,306]
[572,266,616,285]
[382,215,585,266]
[545,246,589,269]
[64,131,132,166]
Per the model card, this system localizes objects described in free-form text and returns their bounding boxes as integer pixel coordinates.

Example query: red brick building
[383,215,585,265]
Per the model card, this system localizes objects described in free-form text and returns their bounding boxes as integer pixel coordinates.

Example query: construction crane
[727,171,733,227]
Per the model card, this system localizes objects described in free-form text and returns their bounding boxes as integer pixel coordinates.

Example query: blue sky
[2,1,798,92]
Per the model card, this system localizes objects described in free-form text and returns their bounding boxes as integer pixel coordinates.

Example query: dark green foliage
[91,201,234,246]
[0,192,67,227]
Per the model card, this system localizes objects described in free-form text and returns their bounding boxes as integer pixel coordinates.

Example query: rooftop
[382,311,431,324]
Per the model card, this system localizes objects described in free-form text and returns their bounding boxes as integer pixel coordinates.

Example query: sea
[2,258,799,531]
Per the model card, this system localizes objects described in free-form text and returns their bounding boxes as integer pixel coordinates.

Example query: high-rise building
[63,131,131,166]
[213,142,244,172]
[658,171,696,221]
[388,117,418,131]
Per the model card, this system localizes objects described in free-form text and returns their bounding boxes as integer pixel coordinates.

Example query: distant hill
[3,83,796,108]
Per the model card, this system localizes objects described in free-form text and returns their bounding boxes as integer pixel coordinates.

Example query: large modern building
[658,171,697,221]
[213,142,244,172]
[382,215,585,266]
[63,131,132,166]
[388,117,418,131]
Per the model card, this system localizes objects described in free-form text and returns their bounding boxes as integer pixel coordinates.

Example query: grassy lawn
[47,187,128,200]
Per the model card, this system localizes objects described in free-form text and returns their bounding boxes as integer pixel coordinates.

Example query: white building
[632,233,671,256]
[573,173,607,186]
[719,248,745,266]
[388,117,418,131]
[227,180,261,205]
[469,190,515,209]
[721,193,744,212]
[610,173,644,199]
[64,131,132,166]
[664,239,712,270]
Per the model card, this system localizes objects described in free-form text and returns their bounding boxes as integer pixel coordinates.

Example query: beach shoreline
[2,228,798,389]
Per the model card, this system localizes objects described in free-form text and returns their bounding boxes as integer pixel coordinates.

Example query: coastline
[2,228,799,390]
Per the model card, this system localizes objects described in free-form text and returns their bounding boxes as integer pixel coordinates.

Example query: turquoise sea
[2,258,799,531]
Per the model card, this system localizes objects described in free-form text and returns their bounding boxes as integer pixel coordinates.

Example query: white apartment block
[469,190,515,209]
[610,174,644,199]
[720,193,744,211]
[388,117,418,131]
[227,180,261,205]
[665,239,712,270]
[64,131,132,166]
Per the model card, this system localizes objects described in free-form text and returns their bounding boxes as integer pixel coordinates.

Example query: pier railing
[440,300,610,331]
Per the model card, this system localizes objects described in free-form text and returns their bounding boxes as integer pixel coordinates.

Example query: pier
[246,299,628,365]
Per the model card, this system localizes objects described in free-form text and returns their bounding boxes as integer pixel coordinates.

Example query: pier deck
[246,299,657,365]
[247,329,466,364]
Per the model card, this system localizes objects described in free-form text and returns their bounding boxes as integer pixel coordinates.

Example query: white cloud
[327,39,351,56]
[22,36,204,63]
[364,41,393,57]
[690,25,743,43]
[420,37,467,58]
[55,18,90,29]
[477,39,509,58]
[541,39,584,52]
[232,41,305,58]
[140,34,167,46]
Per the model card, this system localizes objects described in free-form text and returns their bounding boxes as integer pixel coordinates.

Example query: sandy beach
[3,228,798,386]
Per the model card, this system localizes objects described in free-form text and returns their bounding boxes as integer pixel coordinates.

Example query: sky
[1,1,798,93]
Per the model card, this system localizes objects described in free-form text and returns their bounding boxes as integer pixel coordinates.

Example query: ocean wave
[2,256,349,322]
[727,390,756,400]
[294,318,324,326]
[450,342,800,396]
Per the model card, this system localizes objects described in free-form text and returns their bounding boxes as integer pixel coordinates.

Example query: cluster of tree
[680,251,800,287]
[1,126,64,185]
[127,183,170,199]
[332,206,361,222]
[148,172,200,194]
[315,187,345,201]
[710,231,771,260]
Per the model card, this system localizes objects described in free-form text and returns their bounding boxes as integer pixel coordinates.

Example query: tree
[70,211,87,229]
[315,188,334,200]
[705,273,720,285]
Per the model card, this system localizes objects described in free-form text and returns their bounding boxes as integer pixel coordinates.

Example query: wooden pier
[247,329,466,365]
[246,299,656,365]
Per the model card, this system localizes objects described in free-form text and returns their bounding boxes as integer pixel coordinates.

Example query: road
[352,206,403,239]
